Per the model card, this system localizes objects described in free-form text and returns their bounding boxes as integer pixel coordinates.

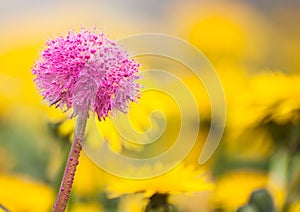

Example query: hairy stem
[53,111,88,212]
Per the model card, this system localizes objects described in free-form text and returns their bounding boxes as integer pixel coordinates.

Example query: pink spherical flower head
[32,28,141,120]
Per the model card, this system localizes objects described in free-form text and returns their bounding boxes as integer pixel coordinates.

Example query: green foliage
[0,123,50,182]
[237,189,274,212]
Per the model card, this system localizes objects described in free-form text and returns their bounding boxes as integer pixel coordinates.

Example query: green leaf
[237,205,259,212]
[248,189,275,212]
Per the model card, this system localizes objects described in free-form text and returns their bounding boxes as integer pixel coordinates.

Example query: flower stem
[53,111,88,212]
[145,193,175,212]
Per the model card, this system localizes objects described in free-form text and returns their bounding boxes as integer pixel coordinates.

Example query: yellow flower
[0,174,54,212]
[73,153,107,196]
[0,44,43,112]
[68,202,103,212]
[225,72,300,158]
[247,72,300,125]
[84,82,182,155]
[212,170,285,211]
[170,1,269,64]
[106,163,213,198]
[117,194,148,212]
[226,72,300,142]
[290,199,300,212]
[169,192,213,212]
[225,128,275,161]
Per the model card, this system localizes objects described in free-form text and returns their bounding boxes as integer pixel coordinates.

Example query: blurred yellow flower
[0,174,54,212]
[73,153,107,196]
[223,72,300,160]
[248,72,300,125]
[117,193,147,212]
[0,44,42,112]
[212,170,285,211]
[69,202,103,212]
[229,72,300,131]
[106,163,212,198]
[290,199,300,212]
[170,1,269,64]
[225,128,275,161]
[169,192,213,212]
[85,84,181,155]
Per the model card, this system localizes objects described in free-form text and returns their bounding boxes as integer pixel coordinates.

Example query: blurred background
[1,0,300,211]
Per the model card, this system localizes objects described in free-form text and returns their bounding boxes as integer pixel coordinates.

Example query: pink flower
[32,28,141,120]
